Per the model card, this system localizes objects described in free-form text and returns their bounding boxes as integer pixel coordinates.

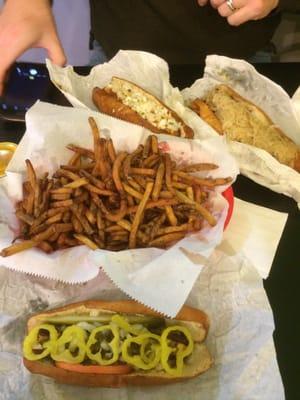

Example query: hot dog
[92,77,194,139]
[23,300,212,387]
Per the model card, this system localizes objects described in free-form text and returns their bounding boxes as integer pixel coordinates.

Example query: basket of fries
[1,116,232,257]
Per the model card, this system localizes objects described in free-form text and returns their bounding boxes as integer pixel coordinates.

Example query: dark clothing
[89,0,282,65]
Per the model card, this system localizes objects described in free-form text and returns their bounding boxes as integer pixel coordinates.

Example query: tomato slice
[55,361,133,375]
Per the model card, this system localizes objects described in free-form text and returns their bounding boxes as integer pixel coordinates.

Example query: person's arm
[0,0,65,94]
[197,0,279,26]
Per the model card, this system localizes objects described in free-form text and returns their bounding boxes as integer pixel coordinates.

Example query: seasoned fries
[0,117,232,257]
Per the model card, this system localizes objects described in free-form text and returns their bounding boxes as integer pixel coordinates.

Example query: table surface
[0,62,299,400]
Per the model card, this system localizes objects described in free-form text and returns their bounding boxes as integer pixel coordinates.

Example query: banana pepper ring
[86,324,119,365]
[23,324,58,361]
[51,325,87,364]
[111,314,148,336]
[122,333,161,370]
[160,325,194,376]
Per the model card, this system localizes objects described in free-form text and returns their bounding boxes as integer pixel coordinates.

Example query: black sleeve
[278,0,300,12]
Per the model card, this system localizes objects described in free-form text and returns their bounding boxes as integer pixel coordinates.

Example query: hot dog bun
[190,84,300,172]
[92,77,194,138]
[23,300,213,387]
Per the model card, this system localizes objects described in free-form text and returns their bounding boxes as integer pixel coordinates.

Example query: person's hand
[0,0,66,94]
[197,0,279,26]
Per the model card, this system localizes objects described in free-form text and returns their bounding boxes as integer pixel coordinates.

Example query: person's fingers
[226,5,256,25]
[210,0,226,8]
[197,0,209,6]
[42,34,66,66]
[218,0,239,17]
[0,66,8,95]
[218,0,279,25]
[0,40,31,95]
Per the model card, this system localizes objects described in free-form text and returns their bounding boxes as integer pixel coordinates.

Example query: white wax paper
[0,197,286,399]
[46,50,224,145]
[181,55,300,207]
[0,101,238,316]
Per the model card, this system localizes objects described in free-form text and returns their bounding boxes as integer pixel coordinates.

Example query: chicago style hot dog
[23,300,212,387]
[92,77,194,138]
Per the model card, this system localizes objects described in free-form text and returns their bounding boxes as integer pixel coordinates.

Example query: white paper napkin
[219,197,288,279]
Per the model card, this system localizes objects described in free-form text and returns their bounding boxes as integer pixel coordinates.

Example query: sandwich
[189,84,300,172]
[92,77,194,138]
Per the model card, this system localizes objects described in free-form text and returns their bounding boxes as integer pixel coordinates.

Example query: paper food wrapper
[181,55,300,207]
[46,50,223,146]
[0,101,238,316]
[0,198,286,399]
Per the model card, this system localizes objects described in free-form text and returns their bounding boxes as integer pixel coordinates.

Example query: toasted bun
[190,84,300,172]
[92,77,194,138]
[27,300,210,333]
[23,343,212,387]
[24,300,212,387]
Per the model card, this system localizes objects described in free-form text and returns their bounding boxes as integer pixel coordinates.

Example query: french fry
[143,135,152,159]
[129,182,153,249]
[73,234,99,250]
[179,163,219,173]
[72,215,83,234]
[50,188,73,194]
[32,225,56,242]
[164,153,174,194]
[186,187,194,201]
[66,144,95,160]
[127,198,178,214]
[126,193,135,207]
[37,241,53,254]
[142,154,159,168]
[106,138,116,163]
[149,232,186,247]
[55,168,81,181]
[51,193,71,201]
[54,223,74,233]
[67,152,81,167]
[64,178,88,189]
[51,199,73,208]
[174,171,232,187]
[123,183,144,200]
[71,206,94,235]
[45,213,63,225]
[175,190,216,226]
[112,152,127,194]
[130,167,156,176]
[63,211,71,223]
[15,210,34,226]
[79,170,106,189]
[85,209,96,225]
[165,205,178,226]
[0,240,36,257]
[151,135,159,154]
[157,224,189,235]
[159,191,173,199]
[152,162,165,201]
